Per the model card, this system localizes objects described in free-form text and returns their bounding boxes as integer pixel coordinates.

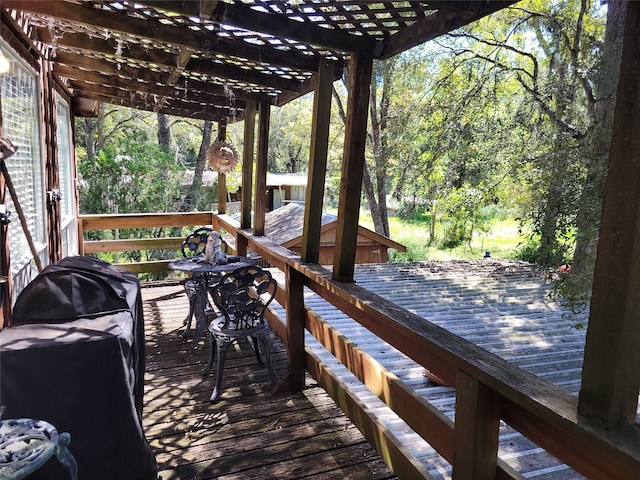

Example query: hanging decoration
[206,140,239,173]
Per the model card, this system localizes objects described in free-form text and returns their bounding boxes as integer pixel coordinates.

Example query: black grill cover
[0,256,157,480]
[12,256,134,324]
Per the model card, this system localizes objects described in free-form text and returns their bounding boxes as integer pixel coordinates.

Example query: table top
[0,418,59,479]
[169,255,257,274]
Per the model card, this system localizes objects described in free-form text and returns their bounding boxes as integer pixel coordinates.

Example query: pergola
[0,0,520,283]
[1,0,640,470]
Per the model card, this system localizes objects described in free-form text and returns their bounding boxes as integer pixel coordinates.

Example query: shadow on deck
[140,283,398,480]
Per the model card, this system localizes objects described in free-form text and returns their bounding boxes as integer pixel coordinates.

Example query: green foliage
[359,209,520,262]
[78,131,182,214]
[394,202,430,224]
[268,99,313,173]
[77,129,185,270]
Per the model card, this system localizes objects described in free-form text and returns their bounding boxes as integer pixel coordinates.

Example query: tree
[178,119,213,212]
[77,130,182,215]
[365,58,396,237]
[157,112,172,151]
[436,0,611,267]
[267,99,313,173]
[561,0,626,311]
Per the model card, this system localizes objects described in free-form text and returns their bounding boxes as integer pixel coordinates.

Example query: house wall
[289,245,388,265]
[289,222,391,265]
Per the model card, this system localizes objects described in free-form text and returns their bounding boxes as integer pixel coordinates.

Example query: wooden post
[0,106,12,328]
[333,54,372,282]
[43,60,61,264]
[301,60,334,264]
[77,217,85,256]
[217,121,227,215]
[285,264,306,391]
[241,102,256,230]
[254,102,270,237]
[452,370,500,479]
[578,1,640,429]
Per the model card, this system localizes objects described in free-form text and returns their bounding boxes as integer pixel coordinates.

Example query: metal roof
[2,1,516,122]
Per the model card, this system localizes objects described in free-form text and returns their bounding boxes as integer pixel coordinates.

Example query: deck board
[140,283,398,480]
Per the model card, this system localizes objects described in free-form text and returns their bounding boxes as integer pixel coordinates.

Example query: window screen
[56,95,74,219]
[0,44,45,272]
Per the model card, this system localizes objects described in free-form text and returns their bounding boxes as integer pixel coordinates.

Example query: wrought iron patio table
[169,255,257,348]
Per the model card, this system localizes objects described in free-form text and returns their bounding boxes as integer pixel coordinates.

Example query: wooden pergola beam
[333,54,373,282]
[578,0,640,429]
[68,82,239,118]
[71,90,234,122]
[187,57,304,94]
[52,49,301,96]
[36,28,179,68]
[301,59,334,264]
[53,61,274,106]
[241,102,257,231]
[380,1,517,60]
[59,70,248,110]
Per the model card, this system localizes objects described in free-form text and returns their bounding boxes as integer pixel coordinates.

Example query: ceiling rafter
[51,48,294,98]
[76,89,237,122]
[69,80,240,118]
[53,63,248,110]
[137,0,378,57]
[4,0,325,72]
[380,0,518,59]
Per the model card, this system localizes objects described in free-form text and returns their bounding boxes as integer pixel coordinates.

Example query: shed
[265,203,406,265]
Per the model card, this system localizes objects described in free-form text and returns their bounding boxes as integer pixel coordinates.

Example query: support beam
[216,122,227,215]
[254,102,270,237]
[285,265,306,391]
[578,1,640,429]
[0,107,13,328]
[43,59,62,264]
[241,102,256,230]
[452,370,500,479]
[301,60,334,264]
[333,55,372,282]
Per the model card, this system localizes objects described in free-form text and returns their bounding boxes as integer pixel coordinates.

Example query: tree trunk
[82,117,98,162]
[179,120,213,212]
[367,61,391,238]
[571,0,626,277]
[157,112,171,150]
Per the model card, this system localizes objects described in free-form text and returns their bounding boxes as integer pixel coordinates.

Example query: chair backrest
[181,227,228,257]
[210,266,277,330]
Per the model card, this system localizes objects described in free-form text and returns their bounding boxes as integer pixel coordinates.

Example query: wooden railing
[78,212,220,273]
[77,212,640,479]
[239,228,640,480]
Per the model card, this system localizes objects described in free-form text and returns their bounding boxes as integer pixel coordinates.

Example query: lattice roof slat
[2,0,517,121]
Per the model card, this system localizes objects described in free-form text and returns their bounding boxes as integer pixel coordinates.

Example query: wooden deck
[140,259,598,480]
[140,283,398,480]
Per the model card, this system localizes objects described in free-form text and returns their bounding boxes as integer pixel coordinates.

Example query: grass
[359,213,523,262]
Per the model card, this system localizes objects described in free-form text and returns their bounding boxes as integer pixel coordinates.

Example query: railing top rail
[80,212,215,230]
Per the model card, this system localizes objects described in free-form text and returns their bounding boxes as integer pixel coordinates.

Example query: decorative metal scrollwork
[47,189,62,204]
[0,205,10,226]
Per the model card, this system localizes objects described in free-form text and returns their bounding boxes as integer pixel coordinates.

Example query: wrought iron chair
[181,227,228,333]
[202,265,277,402]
